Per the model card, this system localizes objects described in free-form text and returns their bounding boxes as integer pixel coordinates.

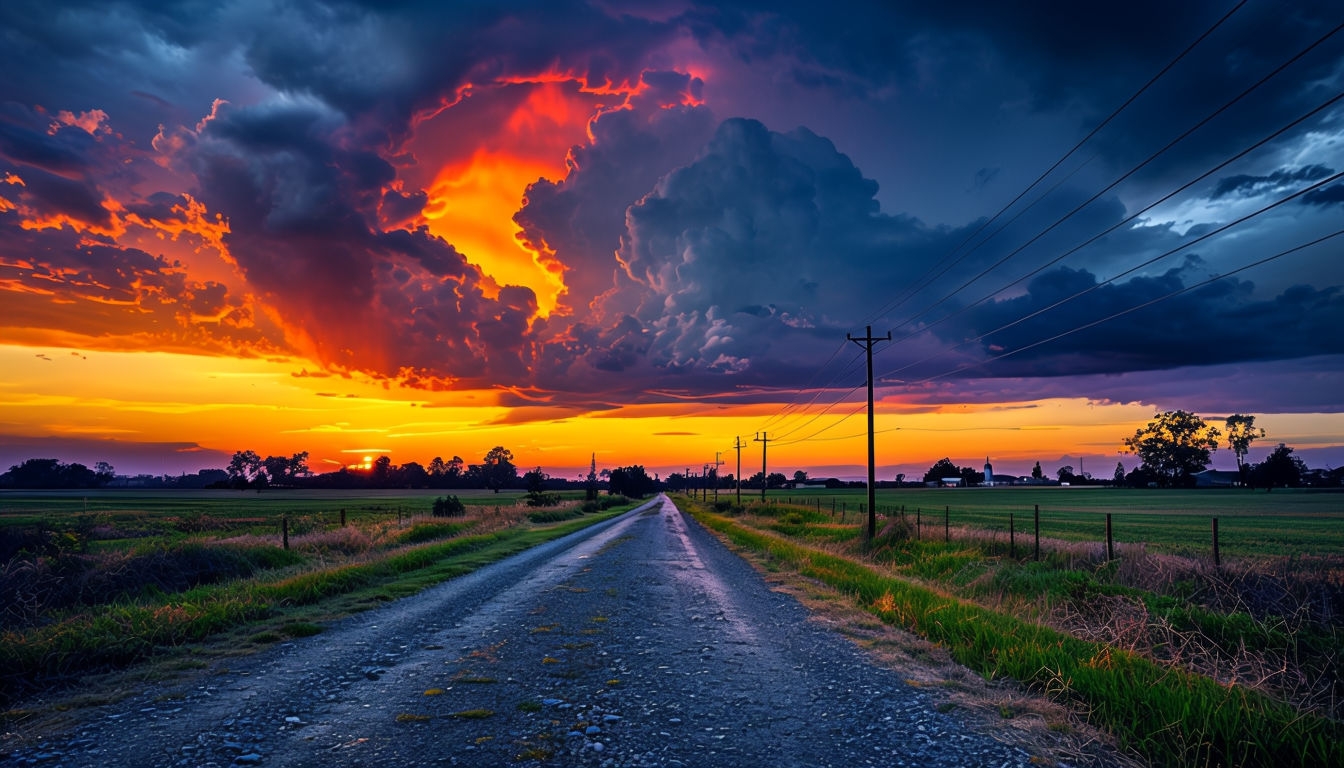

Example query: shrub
[525,492,561,507]
[432,496,466,518]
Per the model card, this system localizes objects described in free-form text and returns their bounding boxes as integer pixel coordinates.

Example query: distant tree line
[5,410,1340,492]
[0,459,115,489]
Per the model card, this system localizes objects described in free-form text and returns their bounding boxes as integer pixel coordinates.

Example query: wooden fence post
[1034,504,1040,562]
[1009,512,1016,559]
[944,505,950,543]
[340,508,347,528]
[916,508,921,539]
[1212,517,1221,567]
[1105,513,1114,561]
[282,515,289,551]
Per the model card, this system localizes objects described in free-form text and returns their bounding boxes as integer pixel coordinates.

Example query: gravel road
[3,495,1046,767]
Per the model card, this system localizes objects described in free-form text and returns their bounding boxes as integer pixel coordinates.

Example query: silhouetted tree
[227,450,262,488]
[1032,461,1044,481]
[792,470,809,484]
[923,458,960,484]
[1225,414,1265,486]
[399,461,429,488]
[1123,410,1221,487]
[1113,462,1125,486]
[480,446,517,493]
[608,465,656,498]
[1250,443,1307,489]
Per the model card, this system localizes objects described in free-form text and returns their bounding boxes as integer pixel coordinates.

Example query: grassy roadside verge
[688,505,1344,768]
[0,506,632,706]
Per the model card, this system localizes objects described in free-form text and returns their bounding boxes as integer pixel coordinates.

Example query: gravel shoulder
[4,496,1060,767]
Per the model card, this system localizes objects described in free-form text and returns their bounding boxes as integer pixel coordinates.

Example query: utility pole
[702,463,709,502]
[713,452,724,503]
[734,436,743,506]
[754,432,770,502]
[685,467,690,497]
[848,325,891,541]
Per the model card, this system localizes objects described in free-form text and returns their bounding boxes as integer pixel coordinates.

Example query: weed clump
[431,496,467,518]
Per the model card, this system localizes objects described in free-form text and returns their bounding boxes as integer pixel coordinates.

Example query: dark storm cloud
[948,260,1344,378]
[515,78,716,315]
[1211,164,1335,199]
[183,96,542,385]
[1302,183,1344,208]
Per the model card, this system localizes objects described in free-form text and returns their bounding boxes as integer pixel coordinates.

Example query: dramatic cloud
[2,0,1342,420]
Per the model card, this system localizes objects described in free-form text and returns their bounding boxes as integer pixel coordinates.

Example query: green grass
[739,487,1344,558]
[692,506,1344,768]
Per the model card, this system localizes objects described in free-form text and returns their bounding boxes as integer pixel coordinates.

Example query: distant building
[940,476,963,487]
[978,457,1016,486]
[1194,469,1240,488]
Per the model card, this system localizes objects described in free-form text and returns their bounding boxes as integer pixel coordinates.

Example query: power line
[877,87,1344,369]
[909,225,1344,387]
[873,17,1344,344]
[863,0,1250,327]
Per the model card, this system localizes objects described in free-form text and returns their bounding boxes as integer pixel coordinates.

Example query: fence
[753,495,1329,566]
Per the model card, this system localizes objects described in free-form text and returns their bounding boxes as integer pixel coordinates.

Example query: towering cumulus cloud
[1,0,1342,416]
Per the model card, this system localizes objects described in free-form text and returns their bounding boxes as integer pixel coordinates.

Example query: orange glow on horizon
[4,343,1344,479]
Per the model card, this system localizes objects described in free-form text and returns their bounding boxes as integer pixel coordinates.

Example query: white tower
[983,457,993,486]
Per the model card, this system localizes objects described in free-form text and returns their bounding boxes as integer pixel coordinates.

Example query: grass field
[749,487,1344,558]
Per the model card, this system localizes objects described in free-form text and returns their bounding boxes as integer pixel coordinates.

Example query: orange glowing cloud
[413,80,616,314]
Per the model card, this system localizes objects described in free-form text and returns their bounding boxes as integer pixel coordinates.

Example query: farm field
[747,487,1344,559]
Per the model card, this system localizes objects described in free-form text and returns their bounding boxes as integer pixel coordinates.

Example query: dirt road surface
[3,496,1046,767]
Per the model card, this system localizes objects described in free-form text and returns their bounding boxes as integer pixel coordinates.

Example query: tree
[399,461,429,488]
[1031,461,1043,481]
[481,446,517,493]
[1057,465,1075,484]
[1113,461,1125,486]
[227,450,262,488]
[923,458,960,484]
[608,465,656,498]
[766,472,788,489]
[1250,443,1306,489]
[1225,414,1265,485]
[428,456,448,477]
[524,466,548,495]
[371,455,392,486]
[792,470,809,484]
[958,466,984,486]
[1122,410,1221,487]
[262,452,307,486]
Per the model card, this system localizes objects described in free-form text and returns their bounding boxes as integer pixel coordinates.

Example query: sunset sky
[3,1,1343,482]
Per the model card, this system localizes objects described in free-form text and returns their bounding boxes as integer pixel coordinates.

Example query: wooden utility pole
[848,325,891,541]
[734,436,743,505]
[754,432,771,502]
[713,452,724,503]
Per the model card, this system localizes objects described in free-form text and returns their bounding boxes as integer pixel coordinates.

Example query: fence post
[944,505,950,543]
[1034,504,1040,562]
[1105,513,1114,561]
[916,508,921,539]
[282,515,289,551]
[340,508,347,528]
[1009,512,1015,559]
[1212,517,1221,567]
